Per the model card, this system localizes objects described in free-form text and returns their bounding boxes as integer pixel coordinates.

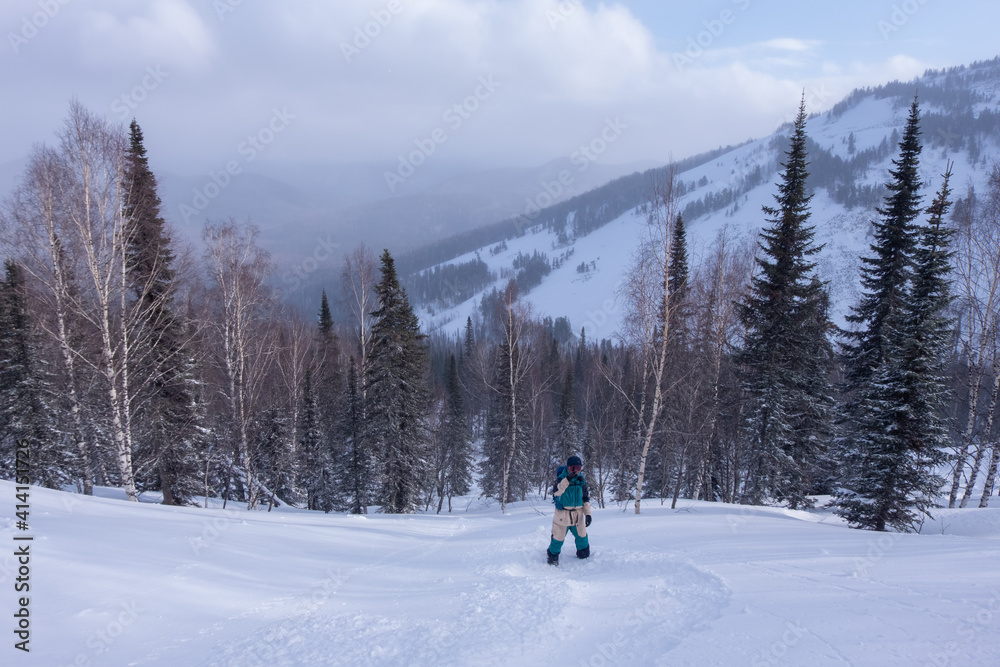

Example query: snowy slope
[3,480,1000,666]
[416,63,1000,339]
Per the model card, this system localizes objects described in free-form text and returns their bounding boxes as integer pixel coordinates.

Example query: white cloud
[0,0,986,178]
[78,0,215,71]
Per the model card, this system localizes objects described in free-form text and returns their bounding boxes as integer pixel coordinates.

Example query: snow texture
[3,481,999,666]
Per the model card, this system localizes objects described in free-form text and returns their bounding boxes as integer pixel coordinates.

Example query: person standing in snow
[546,455,592,565]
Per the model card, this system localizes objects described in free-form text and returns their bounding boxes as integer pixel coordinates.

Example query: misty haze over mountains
[236,57,1000,325]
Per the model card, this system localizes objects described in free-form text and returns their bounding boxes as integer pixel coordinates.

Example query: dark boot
[547,549,559,566]
[576,546,590,559]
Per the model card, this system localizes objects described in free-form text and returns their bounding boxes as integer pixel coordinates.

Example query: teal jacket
[552,466,590,511]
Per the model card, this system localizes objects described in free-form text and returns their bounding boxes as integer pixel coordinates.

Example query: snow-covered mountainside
[5,479,999,666]
[409,58,1000,339]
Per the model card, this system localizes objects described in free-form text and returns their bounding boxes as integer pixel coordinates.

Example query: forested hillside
[2,59,1000,529]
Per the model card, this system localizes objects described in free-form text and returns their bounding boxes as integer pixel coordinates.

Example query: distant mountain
[152,157,657,312]
[402,57,1000,340]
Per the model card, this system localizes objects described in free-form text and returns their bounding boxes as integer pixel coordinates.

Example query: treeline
[2,100,999,528]
[829,57,1000,119]
[394,142,747,279]
[404,257,494,314]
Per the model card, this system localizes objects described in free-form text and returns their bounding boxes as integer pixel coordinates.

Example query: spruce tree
[436,353,473,512]
[339,359,373,513]
[899,166,955,508]
[365,250,430,513]
[313,289,342,505]
[555,367,580,463]
[0,261,66,487]
[122,120,201,505]
[836,98,939,531]
[299,368,331,511]
[318,290,334,338]
[737,98,834,508]
[463,316,475,360]
[667,213,691,345]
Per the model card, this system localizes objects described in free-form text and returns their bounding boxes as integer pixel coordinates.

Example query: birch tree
[952,164,1000,507]
[482,281,534,512]
[617,169,678,514]
[56,102,141,501]
[203,220,277,509]
[2,144,96,494]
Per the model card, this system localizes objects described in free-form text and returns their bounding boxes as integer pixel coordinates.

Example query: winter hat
[567,455,583,467]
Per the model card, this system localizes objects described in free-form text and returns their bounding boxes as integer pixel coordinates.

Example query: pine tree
[463,316,475,360]
[299,367,331,511]
[313,289,342,505]
[667,213,691,345]
[436,353,473,512]
[837,98,938,531]
[365,250,431,513]
[339,359,373,513]
[253,406,293,510]
[318,290,334,338]
[555,367,580,463]
[122,120,201,505]
[737,98,834,508]
[898,166,956,507]
[0,261,66,487]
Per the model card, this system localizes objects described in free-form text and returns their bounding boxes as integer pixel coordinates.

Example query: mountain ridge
[404,56,1000,338]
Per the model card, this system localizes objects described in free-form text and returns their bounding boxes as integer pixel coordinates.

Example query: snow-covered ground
[3,480,999,666]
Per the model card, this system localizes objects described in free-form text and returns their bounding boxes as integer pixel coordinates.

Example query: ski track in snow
[188,519,730,667]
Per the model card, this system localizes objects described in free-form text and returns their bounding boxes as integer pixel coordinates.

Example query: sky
[2,0,998,181]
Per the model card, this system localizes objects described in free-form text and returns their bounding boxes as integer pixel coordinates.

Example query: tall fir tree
[313,289,342,506]
[667,213,691,346]
[554,367,580,463]
[898,166,956,507]
[122,119,202,505]
[0,261,66,487]
[652,211,696,501]
[365,250,431,513]
[299,367,331,511]
[339,359,374,513]
[737,97,835,508]
[463,316,475,361]
[436,353,473,512]
[836,98,942,531]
